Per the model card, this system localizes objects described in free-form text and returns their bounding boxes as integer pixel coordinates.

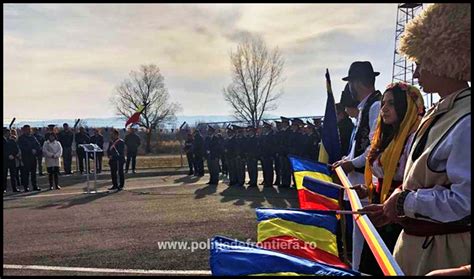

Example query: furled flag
[318,69,342,164]
[256,208,349,269]
[210,235,359,276]
[288,155,340,210]
[125,105,145,128]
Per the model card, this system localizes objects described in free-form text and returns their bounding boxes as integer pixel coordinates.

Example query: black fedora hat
[342,61,380,81]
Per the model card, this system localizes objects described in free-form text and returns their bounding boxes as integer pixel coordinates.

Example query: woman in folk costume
[362,3,471,275]
[352,82,425,275]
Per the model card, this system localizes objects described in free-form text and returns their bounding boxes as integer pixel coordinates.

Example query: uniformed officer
[107,128,125,190]
[234,125,246,187]
[192,129,205,177]
[75,127,91,174]
[90,128,104,173]
[58,123,74,174]
[278,117,292,188]
[260,122,275,188]
[183,131,195,175]
[124,127,141,174]
[224,126,237,186]
[4,128,20,192]
[33,127,45,176]
[18,125,42,192]
[206,125,221,185]
[305,121,321,160]
[44,124,56,141]
[273,121,282,186]
[245,126,259,187]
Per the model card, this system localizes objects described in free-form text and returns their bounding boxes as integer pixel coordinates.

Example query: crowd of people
[3,123,141,192]
[2,3,470,276]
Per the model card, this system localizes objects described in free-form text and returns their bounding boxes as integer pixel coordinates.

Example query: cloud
[4,3,416,121]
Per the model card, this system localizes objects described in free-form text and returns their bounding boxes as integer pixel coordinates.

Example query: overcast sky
[4,3,426,121]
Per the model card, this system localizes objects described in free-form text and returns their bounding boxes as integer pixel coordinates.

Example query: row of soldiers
[184,116,324,188]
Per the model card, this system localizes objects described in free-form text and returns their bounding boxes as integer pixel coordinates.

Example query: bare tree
[223,35,285,127]
[112,64,181,153]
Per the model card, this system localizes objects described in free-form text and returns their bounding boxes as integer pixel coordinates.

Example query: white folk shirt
[403,115,471,223]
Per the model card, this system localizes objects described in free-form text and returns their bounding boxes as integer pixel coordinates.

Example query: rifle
[8,117,16,129]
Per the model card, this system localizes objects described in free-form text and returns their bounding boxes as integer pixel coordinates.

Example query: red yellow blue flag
[256,208,349,269]
[210,235,359,276]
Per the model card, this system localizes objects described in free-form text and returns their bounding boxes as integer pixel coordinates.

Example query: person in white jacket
[42,132,63,190]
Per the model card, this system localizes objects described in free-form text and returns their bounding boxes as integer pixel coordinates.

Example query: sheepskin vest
[403,87,471,191]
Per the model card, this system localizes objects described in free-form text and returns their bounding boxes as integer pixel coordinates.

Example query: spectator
[32,127,45,176]
[42,132,63,190]
[18,125,42,192]
[124,127,141,174]
[90,128,104,173]
[58,123,74,175]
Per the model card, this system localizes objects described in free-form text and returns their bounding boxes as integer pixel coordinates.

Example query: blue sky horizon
[4,4,434,122]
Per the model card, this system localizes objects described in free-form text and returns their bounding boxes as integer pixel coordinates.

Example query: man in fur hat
[362,4,471,275]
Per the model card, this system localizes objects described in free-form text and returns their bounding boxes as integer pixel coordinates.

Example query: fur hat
[399,3,471,81]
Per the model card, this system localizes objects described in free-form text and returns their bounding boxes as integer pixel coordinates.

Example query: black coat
[124,133,141,152]
[18,134,41,161]
[107,139,125,161]
[5,138,20,166]
[192,133,205,157]
[58,130,74,148]
[90,134,104,154]
[338,117,355,157]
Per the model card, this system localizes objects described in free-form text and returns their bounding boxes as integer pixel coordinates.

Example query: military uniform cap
[291,118,304,125]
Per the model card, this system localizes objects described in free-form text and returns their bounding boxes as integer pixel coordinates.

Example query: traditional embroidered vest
[403,88,470,191]
[400,88,471,235]
[354,91,381,173]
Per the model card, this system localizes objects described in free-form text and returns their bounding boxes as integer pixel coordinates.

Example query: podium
[78,143,103,193]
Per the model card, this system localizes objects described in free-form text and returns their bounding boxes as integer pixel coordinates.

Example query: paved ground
[3,170,298,276]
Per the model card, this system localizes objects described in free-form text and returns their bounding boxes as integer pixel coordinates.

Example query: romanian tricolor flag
[288,155,340,210]
[125,105,145,128]
[210,235,359,276]
[256,208,349,269]
[318,69,342,164]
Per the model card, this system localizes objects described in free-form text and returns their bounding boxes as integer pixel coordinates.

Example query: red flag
[125,105,145,128]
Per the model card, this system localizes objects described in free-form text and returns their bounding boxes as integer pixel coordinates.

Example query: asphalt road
[3,171,299,276]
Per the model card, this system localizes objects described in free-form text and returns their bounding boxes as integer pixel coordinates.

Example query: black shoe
[132,170,136,174]
[39,173,44,176]
[206,181,211,185]
[24,187,30,192]
[49,186,54,190]
[12,188,20,192]
[125,170,129,174]
[33,187,41,191]
[108,186,118,190]
[3,190,6,193]
[56,185,61,190]
[117,187,124,191]
[188,171,194,175]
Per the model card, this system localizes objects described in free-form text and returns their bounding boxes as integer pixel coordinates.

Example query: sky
[4,3,431,121]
